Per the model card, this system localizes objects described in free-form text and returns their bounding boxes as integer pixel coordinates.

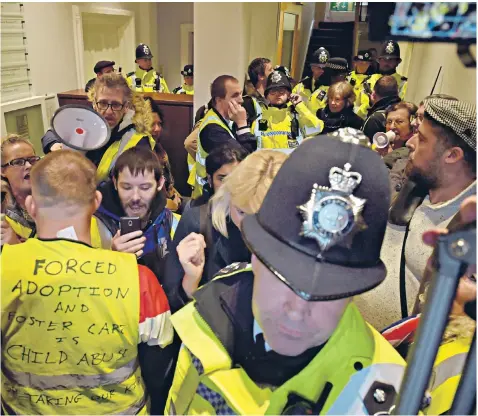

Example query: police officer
[126,43,170,93]
[293,47,330,102]
[308,57,349,114]
[166,129,407,415]
[85,60,115,93]
[347,50,374,108]
[356,40,408,119]
[173,65,194,95]
[252,69,323,150]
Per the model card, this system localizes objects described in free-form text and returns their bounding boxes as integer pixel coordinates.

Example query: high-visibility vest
[355,72,408,119]
[96,131,156,184]
[126,68,170,93]
[425,337,472,415]
[252,102,323,150]
[191,109,235,199]
[347,72,372,107]
[173,84,194,95]
[5,214,104,249]
[166,267,406,415]
[308,85,329,114]
[1,239,147,415]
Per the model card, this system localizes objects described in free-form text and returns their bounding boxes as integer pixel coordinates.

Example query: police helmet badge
[271,71,282,83]
[364,52,370,59]
[385,41,395,54]
[187,68,192,75]
[319,50,328,64]
[143,44,151,56]
[298,163,367,251]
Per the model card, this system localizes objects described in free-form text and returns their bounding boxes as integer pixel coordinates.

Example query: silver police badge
[319,50,328,64]
[143,45,150,56]
[271,71,282,83]
[385,41,395,54]
[298,163,367,251]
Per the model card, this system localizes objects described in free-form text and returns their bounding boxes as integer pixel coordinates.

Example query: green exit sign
[330,2,355,12]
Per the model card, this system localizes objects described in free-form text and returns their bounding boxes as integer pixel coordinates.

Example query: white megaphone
[373,130,396,149]
[51,104,111,152]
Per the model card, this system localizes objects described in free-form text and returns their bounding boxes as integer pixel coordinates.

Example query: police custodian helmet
[136,43,153,60]
[241,128,391,301]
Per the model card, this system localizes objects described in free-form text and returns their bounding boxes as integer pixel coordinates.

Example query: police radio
[154,74,160,92]
[135,77,142,89]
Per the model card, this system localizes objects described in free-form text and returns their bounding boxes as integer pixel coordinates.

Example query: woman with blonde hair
[163,149,288,312]
[318,81,363,134]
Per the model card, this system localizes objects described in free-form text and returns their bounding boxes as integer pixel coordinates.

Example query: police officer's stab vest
[355,72,408,119]
[190,108,235,199]
[126,68,169,93]
[96,131,156,184]
[166,266,406,415]
[1,239,146,415]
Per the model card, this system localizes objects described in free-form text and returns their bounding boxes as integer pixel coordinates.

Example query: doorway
[72,5,135,90]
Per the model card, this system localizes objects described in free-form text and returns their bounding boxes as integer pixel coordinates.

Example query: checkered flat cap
[424,98,476,151]
[325,57,348,72]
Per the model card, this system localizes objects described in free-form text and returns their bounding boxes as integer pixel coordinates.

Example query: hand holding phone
[112,217,145,257]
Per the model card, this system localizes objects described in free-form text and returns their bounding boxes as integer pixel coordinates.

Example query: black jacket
[362,95,401,143]
[163,205,251,313]
[94,180,172,280]
[200,108,257,154]
[318,106,363,134]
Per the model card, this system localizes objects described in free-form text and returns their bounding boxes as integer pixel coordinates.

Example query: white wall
[405,42,476,105]
[194,3,249,112]
[246,2,279,64]
[157,2,194,90]
[23,3,78,95]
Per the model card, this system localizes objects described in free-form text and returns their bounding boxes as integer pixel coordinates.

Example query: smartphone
[120,217,141,236]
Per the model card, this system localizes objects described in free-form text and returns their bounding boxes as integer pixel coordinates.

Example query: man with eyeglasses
[86,72,156,183]
[1,135,40,245]
[293,47,330,104]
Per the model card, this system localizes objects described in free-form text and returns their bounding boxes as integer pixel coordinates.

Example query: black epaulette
[172,86,181,94]
[214,262,251,278]
[401,76,408,81]
[126,71,134,77]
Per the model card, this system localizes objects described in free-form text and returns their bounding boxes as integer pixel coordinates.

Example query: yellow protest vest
[252,102,323,150]
[96,131,156,183]
[166,269,406,415]
[126,68,170,93]
[5,214,104,249]
[1,239,147,415]
[355,72,408,119]
[424,337,472,415]
[191,109,235,199]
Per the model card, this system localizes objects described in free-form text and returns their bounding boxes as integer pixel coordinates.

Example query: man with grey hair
[356,98,477,330]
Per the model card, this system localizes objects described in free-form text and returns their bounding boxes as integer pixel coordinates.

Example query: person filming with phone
[190,75,256,199]
[95,146,178,280]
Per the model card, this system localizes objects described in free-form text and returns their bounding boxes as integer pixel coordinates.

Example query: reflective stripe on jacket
[1,239,147,415]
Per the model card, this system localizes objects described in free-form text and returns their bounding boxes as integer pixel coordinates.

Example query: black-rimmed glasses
[95,101,125,112]
[1,156,41,168]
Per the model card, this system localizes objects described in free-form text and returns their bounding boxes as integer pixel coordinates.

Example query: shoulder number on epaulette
[215,262,251,277]
[126,71,134,77]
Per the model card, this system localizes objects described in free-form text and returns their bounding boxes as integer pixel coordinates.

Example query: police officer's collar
[137,66,155,73]
[379,68,397,76]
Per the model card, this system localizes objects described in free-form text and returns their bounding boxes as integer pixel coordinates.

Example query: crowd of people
[1,38,476,415]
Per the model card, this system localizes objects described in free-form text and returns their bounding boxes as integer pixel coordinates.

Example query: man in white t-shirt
[356,98,476,330]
